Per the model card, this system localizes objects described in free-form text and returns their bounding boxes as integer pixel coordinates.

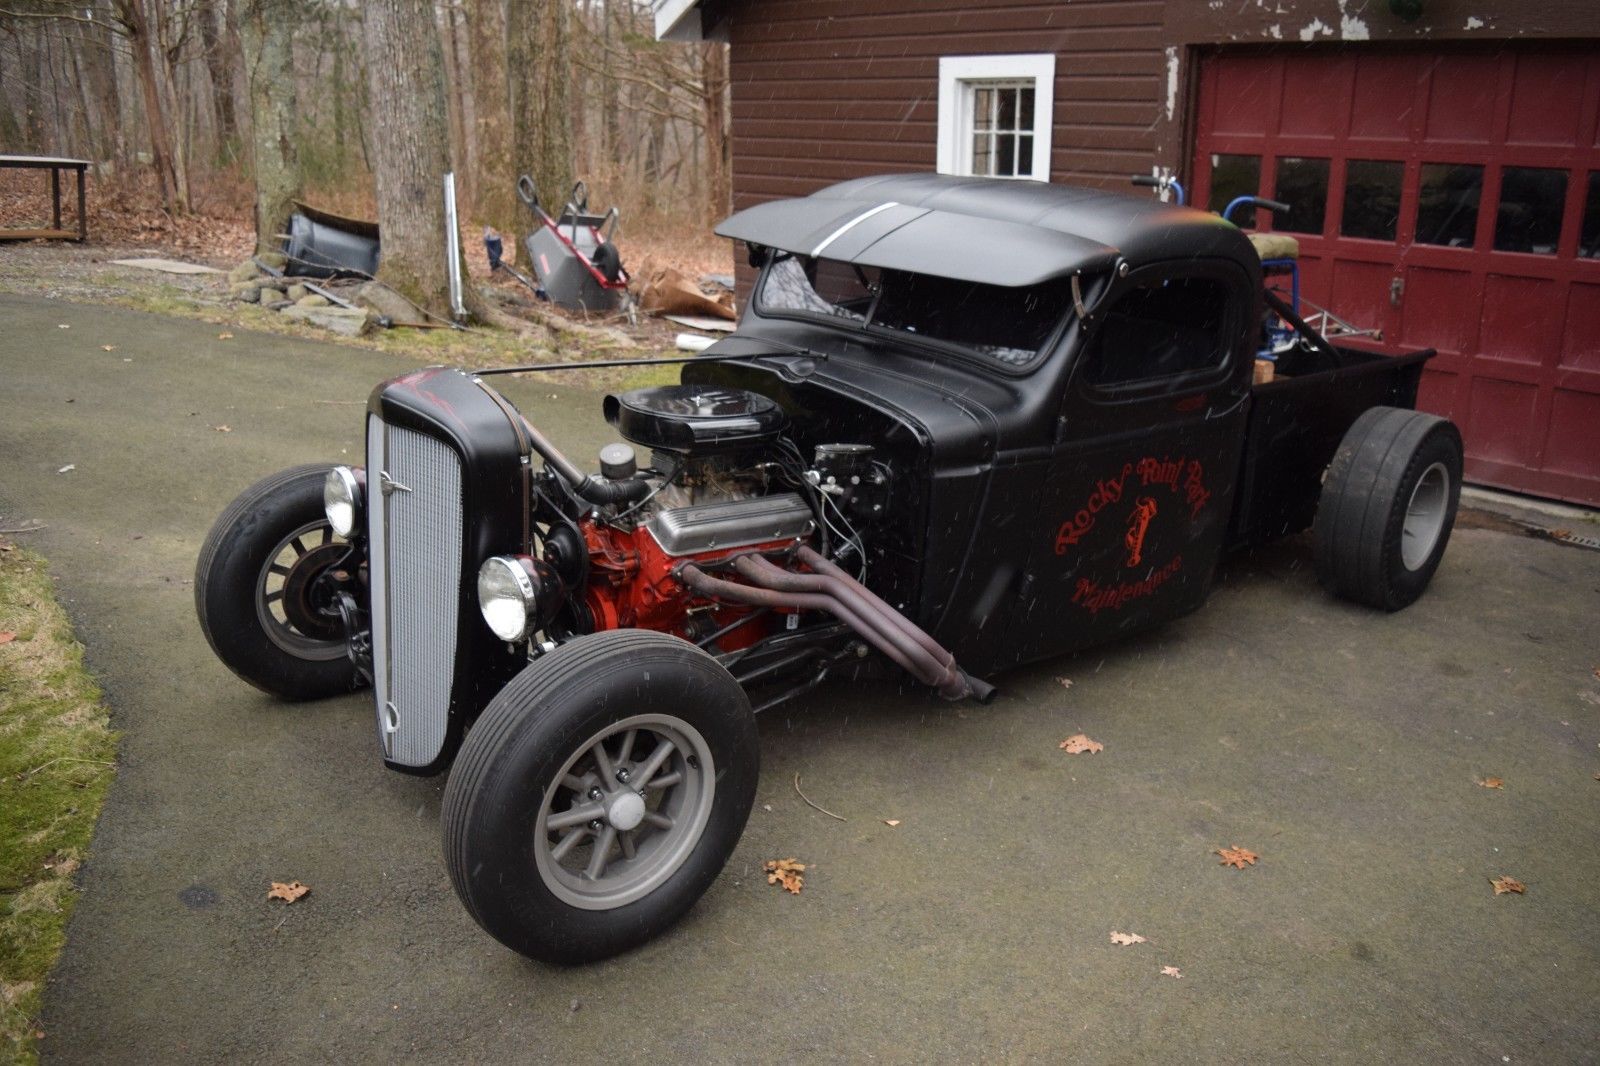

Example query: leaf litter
[764,859,807,894]
[1215,845,1258,869]
[1059,734,1103,755]
[267,881,310,903]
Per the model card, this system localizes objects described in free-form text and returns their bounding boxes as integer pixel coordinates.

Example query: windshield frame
[750,251,1078,376]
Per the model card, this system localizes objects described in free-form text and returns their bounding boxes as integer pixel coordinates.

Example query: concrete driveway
[3,293,1598,1062]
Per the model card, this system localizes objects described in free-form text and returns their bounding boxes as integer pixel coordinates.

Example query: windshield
[756,253,1073,367]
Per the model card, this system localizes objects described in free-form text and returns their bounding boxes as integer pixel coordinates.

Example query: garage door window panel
[1494,167,1568,255]
[1273,157,1331,235]
[1579,172,1600,259]
[1341,160,1404,241]
[1206,154,1261,228]
[1416,163,1485,248]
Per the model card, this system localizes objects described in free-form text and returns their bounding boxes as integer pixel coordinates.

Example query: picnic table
[0,155,89,241]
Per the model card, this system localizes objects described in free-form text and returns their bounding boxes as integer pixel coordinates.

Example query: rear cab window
[756,253,1074,369]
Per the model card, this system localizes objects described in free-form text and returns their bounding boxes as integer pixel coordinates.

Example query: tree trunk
[509,0,571,217]
[82,1,125,164]
[114,0,184,213]
[198,0,239,154]
[467,0,518,242]
[438,0,468,197]
[362,0,480,317]
[700,42,731,218]
[239,0,302,254]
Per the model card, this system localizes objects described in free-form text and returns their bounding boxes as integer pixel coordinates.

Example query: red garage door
[1193,47,1600,507]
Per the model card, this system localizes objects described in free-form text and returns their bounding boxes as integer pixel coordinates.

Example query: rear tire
[1314,407,1463,611]
[443,630,759,964]
[195,464,366,699]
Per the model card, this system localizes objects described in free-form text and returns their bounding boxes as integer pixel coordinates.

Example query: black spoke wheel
[443,630,758,964]
[196,464,368,700]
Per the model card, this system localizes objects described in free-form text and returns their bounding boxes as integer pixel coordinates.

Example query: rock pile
[226,254,377,337]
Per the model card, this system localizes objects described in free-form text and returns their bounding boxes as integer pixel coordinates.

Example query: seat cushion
[1249,232,1300,260]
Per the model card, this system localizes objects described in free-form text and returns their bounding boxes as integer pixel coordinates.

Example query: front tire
[194,464,366,699]
[1314,407,1463,611]
[443,630,759,964]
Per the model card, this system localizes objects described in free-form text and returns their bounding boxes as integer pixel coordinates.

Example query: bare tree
[238,0,300,253]
[508,0,571,216]
[360,0,476,316]
[466,0,517,241]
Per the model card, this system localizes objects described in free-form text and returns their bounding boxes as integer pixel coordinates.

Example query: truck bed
[1229,344,1435,548]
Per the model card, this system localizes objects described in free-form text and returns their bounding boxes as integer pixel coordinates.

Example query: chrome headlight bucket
[324,465,364,537]
[477,554,565,643]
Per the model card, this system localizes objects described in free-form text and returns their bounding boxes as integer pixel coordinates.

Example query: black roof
[716,173,1256,287]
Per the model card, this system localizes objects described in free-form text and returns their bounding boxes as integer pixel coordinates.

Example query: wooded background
[0,0,731,313]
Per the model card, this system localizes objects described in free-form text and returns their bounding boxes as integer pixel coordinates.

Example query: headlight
[478,555,539,642]
[324,466,363,536]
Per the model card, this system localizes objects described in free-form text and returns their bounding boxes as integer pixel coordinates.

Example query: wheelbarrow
[517,176,629,313]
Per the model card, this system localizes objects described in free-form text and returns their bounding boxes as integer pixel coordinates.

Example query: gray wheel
[443,630,758,964]
[1314,407,1463,611]
[533,713,716,910]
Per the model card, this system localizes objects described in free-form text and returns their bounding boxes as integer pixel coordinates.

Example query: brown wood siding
[718,0,1600,216]
[724,0,1167,210]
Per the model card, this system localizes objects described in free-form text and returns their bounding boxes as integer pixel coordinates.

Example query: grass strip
[0,541,117,1065]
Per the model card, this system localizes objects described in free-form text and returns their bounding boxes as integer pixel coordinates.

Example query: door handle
[1389,276,1404,307]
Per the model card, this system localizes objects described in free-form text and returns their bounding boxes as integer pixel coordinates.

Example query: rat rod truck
[195,174,1462,963]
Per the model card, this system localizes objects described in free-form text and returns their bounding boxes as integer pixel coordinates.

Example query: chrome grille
[367,415,463,767]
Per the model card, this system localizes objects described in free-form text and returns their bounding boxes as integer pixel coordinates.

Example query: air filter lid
[603,385,786,453]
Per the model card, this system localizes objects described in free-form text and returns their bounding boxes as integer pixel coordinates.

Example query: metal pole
[444,171,465,321]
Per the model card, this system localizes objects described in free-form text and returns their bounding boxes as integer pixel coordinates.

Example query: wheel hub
[605,790,646,831]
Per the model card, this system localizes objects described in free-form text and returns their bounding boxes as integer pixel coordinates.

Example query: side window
[1080,276,1233,389]
[936,54,1055,181]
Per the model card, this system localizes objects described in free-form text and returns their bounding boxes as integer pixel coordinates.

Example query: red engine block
[578,517,795,651]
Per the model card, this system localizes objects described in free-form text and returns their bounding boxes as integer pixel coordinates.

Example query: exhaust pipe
[677,557,994,702]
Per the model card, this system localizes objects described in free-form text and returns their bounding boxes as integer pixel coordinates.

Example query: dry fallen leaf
[1059,734,1103,755]
[883,819,901,827]
[212,425,232,433]
[1592,665,1600,681]
[1215,845,1259,869]
[1056,677,1074,689]
[218,332,234,340]
[764,858,807,894]
[1109,931,1147,946]
[267,880,310,903]
[1477,777,1504,790]
[1489,876,1525,896]
[0,632,15,645]
[100,345,116,352]
[57,464,75,474]
[1160,965,1183,979]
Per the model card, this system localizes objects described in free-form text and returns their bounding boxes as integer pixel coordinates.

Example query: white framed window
[937,54,1055,180]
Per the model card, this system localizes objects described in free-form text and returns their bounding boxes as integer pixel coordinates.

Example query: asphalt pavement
[2,293,1598,1062]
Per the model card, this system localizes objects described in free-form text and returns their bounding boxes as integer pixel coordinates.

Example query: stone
[281,305,374,337]
[257,286,285,303]
[230,282,261,303]
[352,280,430,327]
[285,283,309,302]
[295,294,331,308]
[228,260,261,283]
